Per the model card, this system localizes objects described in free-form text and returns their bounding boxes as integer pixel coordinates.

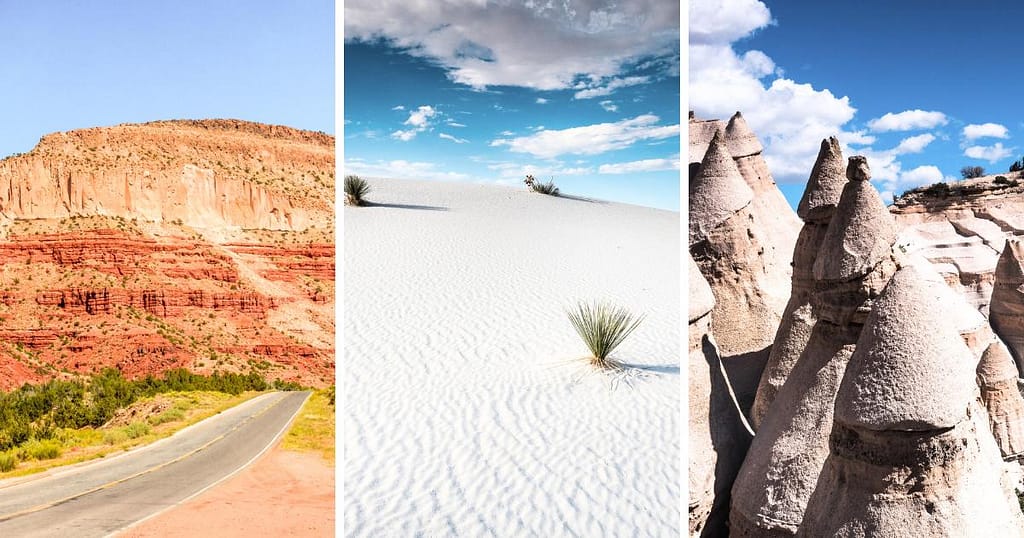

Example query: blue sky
[343,1,681,211]
[690,0,1024,209]
[0,1,333,159]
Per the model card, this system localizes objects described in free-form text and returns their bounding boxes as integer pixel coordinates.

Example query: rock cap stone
[724,112,763,158]
[689,128,754,244]
[812,156,897,281]
[835,265,976,431]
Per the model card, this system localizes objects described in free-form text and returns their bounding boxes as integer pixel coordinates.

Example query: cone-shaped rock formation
[813,156,898,284]
[689,255,751,537]
[751,137,846,427]
[990,237,1024,378]
[799,265,1024,537]
[689,128,754,244]
[731,156,901,536]
[978,341,1024,460]
[690,116,797,416]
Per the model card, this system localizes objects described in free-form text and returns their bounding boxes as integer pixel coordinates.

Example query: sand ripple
[344,179,679,536]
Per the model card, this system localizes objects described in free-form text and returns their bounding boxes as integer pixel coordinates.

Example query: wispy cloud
[490,115,678,159]
[574,76,650,99]
[344,158,470,181]
[446,121,466,127]
[391,105,405,111]
[439,133,469,144]
[598,156,680,174]
[536,97,549,104]
[599,100,618,112]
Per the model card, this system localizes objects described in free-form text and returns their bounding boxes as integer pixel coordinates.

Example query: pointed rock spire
[989,237,1024,377]
[796,137,846,222]
[836,265,975,431]
[979,341,1020,384]
[812,156,898,282]
[978,341,1024,460]
[724,111,762,158]
[689,128,754,244]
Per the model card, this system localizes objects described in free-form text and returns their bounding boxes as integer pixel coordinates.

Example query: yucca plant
[567,301,644,369]
[524,174,559,196]
[344,175,370,206]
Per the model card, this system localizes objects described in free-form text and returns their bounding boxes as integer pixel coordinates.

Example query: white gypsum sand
[343,178,680,536]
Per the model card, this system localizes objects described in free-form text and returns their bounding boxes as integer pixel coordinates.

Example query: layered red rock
[0,120,335,390]
[799,265,1024,536]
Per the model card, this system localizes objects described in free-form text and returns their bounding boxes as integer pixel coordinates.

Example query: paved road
[0,390,309,538]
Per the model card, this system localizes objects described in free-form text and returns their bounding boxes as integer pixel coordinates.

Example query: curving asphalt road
[0,390,309,538]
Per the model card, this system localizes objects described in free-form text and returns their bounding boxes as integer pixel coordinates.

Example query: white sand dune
[343,178,680,537]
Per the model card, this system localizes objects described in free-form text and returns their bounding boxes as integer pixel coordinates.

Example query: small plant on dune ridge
[567,301,645,369]
[344,175,370,206]
[524,174,559,196]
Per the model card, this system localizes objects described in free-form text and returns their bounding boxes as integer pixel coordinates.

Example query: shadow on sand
[621,363,680,375]
[362,201,449,211]
[555,193,607,204]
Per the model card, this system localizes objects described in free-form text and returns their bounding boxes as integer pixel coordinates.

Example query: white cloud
[391,105,438,141]
[345,0,679,90]
[446,121,467,127]
[490,115,678,159]
[689,4,858,183]
[536,98,549,104]
[391,129,418,142]
[866,110,948,132]
[963,122,1009,140]
[893,133,936,154]
[899,165,944,186]
[405,105,437,128]
[598,156,680,174]
[392,105,405,111]
[574,76,650,99]
[344,159,470,181]
[599,100,618,112]
[688,0,772,45]
[499,130,515,136]
[439,133,469,144]
[964,142,1014,163]
[487,161,593,179]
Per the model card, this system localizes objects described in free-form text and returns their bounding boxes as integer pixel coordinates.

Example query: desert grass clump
[567,301,644,369]
[524,174,559,196]
[344,175,370,206]
[0,451,15,472]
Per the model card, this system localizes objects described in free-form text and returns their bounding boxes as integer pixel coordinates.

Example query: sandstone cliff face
[0,119,333,232]
[0,120,334,389]
[891,175,1024,314]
